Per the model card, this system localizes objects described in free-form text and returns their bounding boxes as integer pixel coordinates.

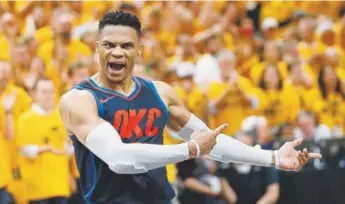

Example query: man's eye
[104,43,113,48]
[123,44,133,49]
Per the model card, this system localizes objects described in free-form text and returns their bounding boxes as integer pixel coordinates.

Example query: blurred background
[1,1,345,204]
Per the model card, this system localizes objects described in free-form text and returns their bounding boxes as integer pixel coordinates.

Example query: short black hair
[99,10,141,36]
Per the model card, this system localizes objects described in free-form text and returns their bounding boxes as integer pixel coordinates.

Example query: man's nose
[111,46,125,58]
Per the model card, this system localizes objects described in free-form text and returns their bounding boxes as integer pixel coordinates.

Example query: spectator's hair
[318,66,345,99]
[68,61,88,77]
[259,64,283,90]
[32,76,52,91]
[99,10,141,36]
[119,3,137,13]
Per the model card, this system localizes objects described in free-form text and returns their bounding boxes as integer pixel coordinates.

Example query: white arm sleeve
[168,114,272,166]
[85,122,190,174]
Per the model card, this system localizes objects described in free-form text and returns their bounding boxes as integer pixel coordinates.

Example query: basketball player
[59,11,322,204]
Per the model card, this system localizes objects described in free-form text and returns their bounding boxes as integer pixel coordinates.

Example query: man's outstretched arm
[156,81,322,171]
[59,89,227,174]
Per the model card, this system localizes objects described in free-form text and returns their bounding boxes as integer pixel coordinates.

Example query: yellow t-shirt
[1,83,32,167]
[260,1,295,24]
[208,77,255,135]
[1,83,31,122]
[238,54,260,79]
[0,107,11,188]
[250,61,288,86]
[257,86,300,127]
[35,26,53,45]
[0,34,10,61]
[305,89,345,133]
[38,39,92,68]
[174,86,207,120]
[17,107,70,200]
[297,41,319,61]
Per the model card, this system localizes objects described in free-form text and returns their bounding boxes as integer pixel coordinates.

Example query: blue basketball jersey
[70,77,174,204]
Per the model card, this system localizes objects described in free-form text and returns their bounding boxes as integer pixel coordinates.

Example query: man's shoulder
[59,89,96,111]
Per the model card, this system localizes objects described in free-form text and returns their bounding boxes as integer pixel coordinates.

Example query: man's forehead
[100,25,138,42]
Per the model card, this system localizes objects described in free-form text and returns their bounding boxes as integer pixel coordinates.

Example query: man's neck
[96,74,136,97]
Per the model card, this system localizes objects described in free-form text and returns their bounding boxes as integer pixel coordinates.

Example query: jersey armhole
[146,81,169,124]
[74,85,105,118]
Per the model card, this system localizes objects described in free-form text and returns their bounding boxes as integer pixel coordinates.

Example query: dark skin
[59,24,320,172]
[95,25,142,96]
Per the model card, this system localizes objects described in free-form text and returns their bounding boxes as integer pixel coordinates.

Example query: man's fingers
[308,152,322,159]
[290,138,303,148]
[298,151,308,164]
[212,123,228,138]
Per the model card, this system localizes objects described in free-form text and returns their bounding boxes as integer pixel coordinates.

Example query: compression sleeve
[167,114,272,166]
[85,122,190,174]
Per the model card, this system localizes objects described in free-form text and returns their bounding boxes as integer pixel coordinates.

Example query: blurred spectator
[294,111,331,141]
[235,41,259,78]
[217,131,279,204]
[17,77,71,204]
[305,66,345,136]
[176,158,237,204]
[63,60,90,93]
[257,64,298,128]
[194,34,224,90]
[208,51,258,135]
[169,34,199,70]
[174,62,208,121]
[283,61,313,116]
[2,2,345,202]
[21,57,46,91]
[38,11,91,72]
[297,16,317,61]
[261,17,279,41]
[0,94,11,204]
[25,6,48,36]
[0,12,20,61]
[241,116,272,148]
[119,2,138,16]
[0,61,32,204]
[250,41,288,85]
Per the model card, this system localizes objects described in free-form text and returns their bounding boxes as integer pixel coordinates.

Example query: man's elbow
[106,145,148,174]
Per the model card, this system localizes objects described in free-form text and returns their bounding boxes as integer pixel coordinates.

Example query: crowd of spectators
[1,1,345,204]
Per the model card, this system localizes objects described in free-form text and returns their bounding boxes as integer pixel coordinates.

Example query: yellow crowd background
[1,1,345,203]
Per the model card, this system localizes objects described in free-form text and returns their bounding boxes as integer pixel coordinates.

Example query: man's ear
[138,44,143,56]
[96,41,99,52]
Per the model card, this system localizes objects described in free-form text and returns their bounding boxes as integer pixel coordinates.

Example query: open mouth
[107,62,126,71]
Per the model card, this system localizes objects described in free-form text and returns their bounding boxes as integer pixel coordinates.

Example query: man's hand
[188,124,228,158]
[278,138,322,171]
